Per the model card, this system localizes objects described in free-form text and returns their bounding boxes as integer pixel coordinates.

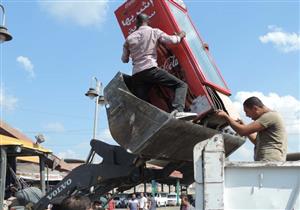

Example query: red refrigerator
[115,0,239,124]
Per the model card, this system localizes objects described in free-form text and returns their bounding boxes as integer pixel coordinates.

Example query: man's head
[243,96,266,120]
[60,195,92,210]
[132,194,136,199]
[181,194,189,206]
[92,200,102,210]
[140,192,144,197]
[136,13,149,28]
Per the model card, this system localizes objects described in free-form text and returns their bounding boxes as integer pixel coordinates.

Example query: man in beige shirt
[216,96,287,161]
[121,13,197,119]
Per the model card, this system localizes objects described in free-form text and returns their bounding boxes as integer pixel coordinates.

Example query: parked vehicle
[167,193,181,206]
[155,192,168,207]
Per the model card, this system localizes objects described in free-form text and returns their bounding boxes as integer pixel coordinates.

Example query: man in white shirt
[138,192,148,210]
[122,13,197,119]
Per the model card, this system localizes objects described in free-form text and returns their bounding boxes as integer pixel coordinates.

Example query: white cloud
[75,141,90,150]
[259,25,300,53]
[97,128,117,145]
[16,56,35,78]
[54,128,115,161]
[43,122,65,133]
[0,86,18,111]
[39,1,109,27]
[57,142,89,160]
[57,149,78,159]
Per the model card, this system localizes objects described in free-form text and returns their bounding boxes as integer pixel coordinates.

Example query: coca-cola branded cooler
[115,0,239,124]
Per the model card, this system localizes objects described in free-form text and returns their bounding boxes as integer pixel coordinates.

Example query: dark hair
[181,195,189,202]
[180,193,187,199]
[136,13,149,27]
[60,195,92,210]
[93,200,102,205]
[243,96,264,108]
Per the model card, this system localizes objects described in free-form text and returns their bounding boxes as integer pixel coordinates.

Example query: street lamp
[35,134,46,144]
[0,4,13,43]
[85,77,103,140]
[85,77,103,163]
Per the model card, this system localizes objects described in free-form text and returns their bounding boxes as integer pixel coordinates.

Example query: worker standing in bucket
[121,13,197,120]
[215,96,287,161]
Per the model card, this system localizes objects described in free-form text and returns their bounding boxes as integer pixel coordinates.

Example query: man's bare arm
[121,42,130,63]
[159,30,186,44]
[215,110,264,139]
[236,119,257,144]
[247,133,257,144]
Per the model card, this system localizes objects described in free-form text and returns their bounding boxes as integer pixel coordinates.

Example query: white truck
[155,192,168,207]
[167,192,181,206]
[194,134,300,210]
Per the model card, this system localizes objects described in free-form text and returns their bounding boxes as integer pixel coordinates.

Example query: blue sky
[1,0,299,161]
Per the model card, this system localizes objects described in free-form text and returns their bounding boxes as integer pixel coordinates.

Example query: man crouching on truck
[121,13,197,119]
[216,96,287,161]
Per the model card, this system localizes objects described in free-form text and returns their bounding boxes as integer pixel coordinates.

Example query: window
[167,1,227,89]
[168,195,177,198]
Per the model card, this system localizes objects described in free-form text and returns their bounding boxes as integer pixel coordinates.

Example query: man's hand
[203,43,209,51]
[121,41,130,63]
[215,109,228,119]
[177,31,186,39]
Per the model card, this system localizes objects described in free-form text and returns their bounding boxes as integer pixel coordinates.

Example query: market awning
[0,134,51,155]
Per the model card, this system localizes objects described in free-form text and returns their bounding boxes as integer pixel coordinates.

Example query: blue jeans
[132,67,187,112]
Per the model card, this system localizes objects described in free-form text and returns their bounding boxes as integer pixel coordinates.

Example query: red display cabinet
[115,0,236,120]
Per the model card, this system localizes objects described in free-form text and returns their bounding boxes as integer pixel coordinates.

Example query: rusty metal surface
[104,72,245,162]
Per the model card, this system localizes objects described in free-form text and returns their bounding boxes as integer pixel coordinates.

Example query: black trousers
[132,67,187,112]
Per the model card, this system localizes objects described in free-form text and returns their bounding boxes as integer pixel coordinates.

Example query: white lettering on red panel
[121,0,157,34]
[163,55,179,71]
